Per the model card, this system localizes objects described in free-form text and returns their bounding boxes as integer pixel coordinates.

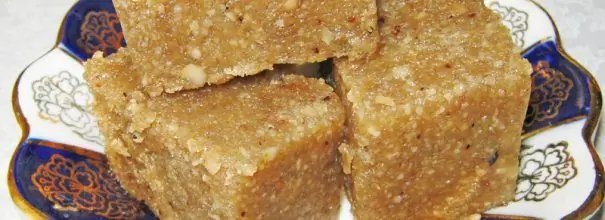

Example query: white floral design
[515,141,576,201]
[490,2,529,48]
[32,71,104,145]
[537,1,605,159]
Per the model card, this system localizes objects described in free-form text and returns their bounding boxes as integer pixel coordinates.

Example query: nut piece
[338,143,353,174]
[375,95,395,107]
[189,47,202,59]
[110,138,130,157]
[262,147,279,161]
[203,155,222,175]
[225,11,237,21]
[392,65,410,80]
[321,27,333,44]
[283,0,300,10]
[464,214,482,220]
[92,51,104,59]
[182,64,208,85]
[367,126,381,138]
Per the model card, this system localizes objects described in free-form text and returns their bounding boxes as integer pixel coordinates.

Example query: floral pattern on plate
[489,1,529,48]
[32,71,103,145]
[8,0,604,219]
[515,141,576,202]
[32,153,143,219]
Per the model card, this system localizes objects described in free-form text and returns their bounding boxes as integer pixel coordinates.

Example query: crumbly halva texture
[112,0,379,96]
[84,52,345,219]
[334,0,531,219]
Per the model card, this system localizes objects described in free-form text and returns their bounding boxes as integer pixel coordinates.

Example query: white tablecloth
[0,0,604,219]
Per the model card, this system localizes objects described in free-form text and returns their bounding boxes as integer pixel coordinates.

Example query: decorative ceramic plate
[8,0,604,219]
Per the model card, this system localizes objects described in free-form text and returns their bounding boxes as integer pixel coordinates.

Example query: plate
[8,0,604,219]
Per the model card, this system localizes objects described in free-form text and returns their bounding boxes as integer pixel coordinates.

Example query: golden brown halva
[333,0,531,219]
[112,0,379,96]
[84,50,346,219]
[83,0,534,218]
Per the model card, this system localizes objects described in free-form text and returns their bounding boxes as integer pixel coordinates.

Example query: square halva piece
[334,0,531,219]
[85,50,346,219]
[113,0,379,96]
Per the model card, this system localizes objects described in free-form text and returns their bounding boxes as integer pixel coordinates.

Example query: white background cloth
[0,0,604,219]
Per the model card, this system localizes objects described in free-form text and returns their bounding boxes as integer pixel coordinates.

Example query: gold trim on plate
[527,1,604,219]
[7,0,604,219]
[7,1,77,218]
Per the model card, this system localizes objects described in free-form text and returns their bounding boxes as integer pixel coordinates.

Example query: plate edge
[6,1,77,218]
[6,0,604,219]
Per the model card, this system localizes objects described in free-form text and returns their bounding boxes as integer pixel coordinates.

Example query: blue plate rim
[6,0,604,219]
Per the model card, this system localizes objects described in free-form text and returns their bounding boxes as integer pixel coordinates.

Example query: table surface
[1,0,605,219]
